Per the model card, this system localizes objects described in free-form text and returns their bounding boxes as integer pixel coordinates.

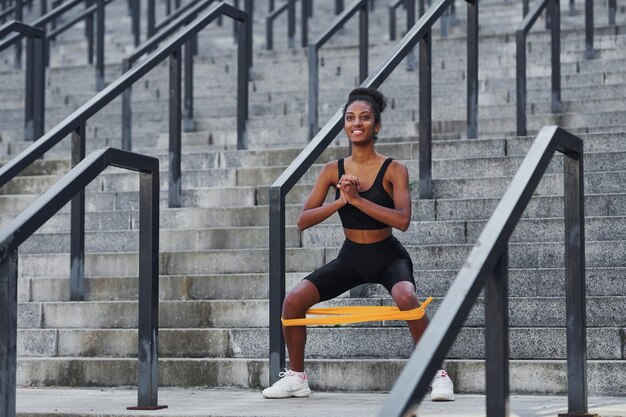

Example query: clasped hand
[337,174,360,205]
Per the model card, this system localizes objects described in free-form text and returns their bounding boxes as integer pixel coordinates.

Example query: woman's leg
[390,281,429,344]
[281,280,320,372]
[282,257,363,372]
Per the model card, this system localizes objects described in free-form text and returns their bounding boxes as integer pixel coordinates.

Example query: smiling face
[343,100,380,145]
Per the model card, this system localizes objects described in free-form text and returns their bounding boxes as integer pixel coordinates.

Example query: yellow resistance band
[282,296,433,327]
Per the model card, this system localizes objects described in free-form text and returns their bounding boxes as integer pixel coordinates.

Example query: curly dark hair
[343,88,387,125]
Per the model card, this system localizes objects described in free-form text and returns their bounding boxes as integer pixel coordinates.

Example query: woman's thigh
[303,257,365,302]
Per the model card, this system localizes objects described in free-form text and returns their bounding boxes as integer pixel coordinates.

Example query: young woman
[262,88,454,402]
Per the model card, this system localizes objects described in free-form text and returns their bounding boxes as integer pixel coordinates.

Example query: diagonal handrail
[0,1,248,301]
[0,0,107,89]
[121,0,247,146]
[0,147,162,417]
[268,0,479,384]
[265,0,290,50]
[377,126,589,417]
[307,0,368,140]
[0,20,45,141]
[516,0,561,136]
[265,0,309,50]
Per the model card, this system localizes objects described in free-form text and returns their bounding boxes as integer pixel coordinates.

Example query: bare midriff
[343,227,392,244]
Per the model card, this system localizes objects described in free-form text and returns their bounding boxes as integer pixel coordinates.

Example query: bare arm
[342,160,412,231]
[296,162,347,231]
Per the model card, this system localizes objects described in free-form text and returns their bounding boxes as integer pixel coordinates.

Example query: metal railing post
[550,0,561,112]
[133,155,161,409]
[608,0,616,25]
[308,43,318,140]
[147,0,155,38]
[388,3,396,40]
[132,0,140,46]
[33,30,45,140]
[406,0,416,71]
[335,0,343,14]
[86,0,94,64]
[466,0,478,138]
[96,0,105,90]
[584,0,593,59]
[266,13,273,49]
[168,47,182,208]
[359,0,368,84]
[515,28,526,136]
[418,29,432,199]
[237,16,249,150]
[563,140,587,414]
[183,40,194,132]
[70,123,86,301]
[245,0,252,68]
[0,251,17,417]
[485,248,510,417]
[569,0,575,15]
[301,0,308,47]
[288,0,295,47]
[24,35,35,140]
[1,21,46,141]
[121,59,133,150]
[268,186,286,384]
[523,0,529,16]
[13,0,21,68]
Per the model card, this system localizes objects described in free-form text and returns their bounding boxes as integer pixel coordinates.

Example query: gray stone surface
[13,388,626,417]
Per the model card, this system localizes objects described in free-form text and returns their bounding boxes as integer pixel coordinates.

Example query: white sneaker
[430,369,454,401]
[261,369,312,399]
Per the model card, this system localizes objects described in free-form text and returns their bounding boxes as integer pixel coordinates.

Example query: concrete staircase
[0,0,625,399]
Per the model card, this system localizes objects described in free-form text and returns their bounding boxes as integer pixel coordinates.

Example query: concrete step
[14,357,626,394]
[18,214,626,254]
[14,239,626,278]
[17,326,625,360]
[17,266,626,303]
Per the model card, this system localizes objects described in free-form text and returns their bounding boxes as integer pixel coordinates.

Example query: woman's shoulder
[385,158,409,180]
[318,160,341,181]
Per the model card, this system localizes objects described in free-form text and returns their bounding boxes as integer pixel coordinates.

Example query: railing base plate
[127,405,168,410]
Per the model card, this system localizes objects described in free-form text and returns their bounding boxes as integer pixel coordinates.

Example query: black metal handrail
[0,20,44,141]
[0,0,106,89]
[0,147,162,417]
[122,0,216,144]
[584,0,619,60]
[0,1,247,301]
[154,0,206,34]
[0,0,43,68]
[266,0,295,49]
[0,0,41,23]
[268,0,478,384]
[378,126,589,417]
[516,0,561,136]
[307,0,368,140]
[389,0,425,41]
[120,2,250,199]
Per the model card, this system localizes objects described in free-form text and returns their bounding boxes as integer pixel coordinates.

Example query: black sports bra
[335,158,395,230]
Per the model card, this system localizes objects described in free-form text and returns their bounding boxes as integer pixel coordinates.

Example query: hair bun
[348,88,387,114]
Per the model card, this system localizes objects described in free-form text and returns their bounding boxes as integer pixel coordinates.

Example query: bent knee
[392,289,419,311]
[282,283,319,318]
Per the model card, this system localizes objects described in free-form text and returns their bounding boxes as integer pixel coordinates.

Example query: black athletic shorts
[304,235,415,302]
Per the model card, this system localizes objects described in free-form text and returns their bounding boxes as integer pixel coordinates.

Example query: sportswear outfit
[262,158,454,401]
[305,158,416,300]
